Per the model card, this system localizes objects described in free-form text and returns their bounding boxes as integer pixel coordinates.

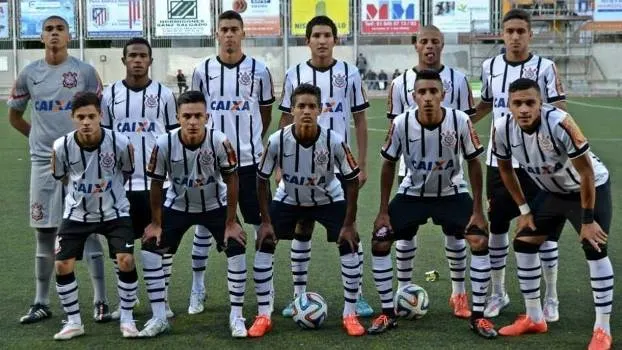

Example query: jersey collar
[306,59,338,72]
[74,129,105,152]
[292,124,322,148]
[178,127,207,151]
[216,54,247,69]
[502,53,533,67]
[122,79,153,92]
[415,107,447,131]
[412,65,445,74]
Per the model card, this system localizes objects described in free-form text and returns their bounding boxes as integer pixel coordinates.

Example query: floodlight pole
[283,0,289,70]
[11,0,17,79]
[78,0,84,60]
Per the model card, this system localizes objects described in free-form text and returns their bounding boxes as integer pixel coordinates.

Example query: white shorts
[398,155,408,178]
[30,161,64,228]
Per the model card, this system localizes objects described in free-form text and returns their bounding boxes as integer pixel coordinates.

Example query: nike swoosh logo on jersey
[208,75,219,80]
[284,153,294,157]
[114,100,126,105]
[407,88,414,93]
[409,138,420,143]
[125,243,134,248]
[69,161,81,166]
[172,159,184,163]
[492,73,503,78]
[32,79,45,85]
[510,143,523,148]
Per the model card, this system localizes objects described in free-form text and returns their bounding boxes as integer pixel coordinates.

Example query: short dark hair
[509,78,541,95]
[178,90,206,108]
[415,69,442,85]
[71,92,101,114]
[123,37,152,58]
[306,16,337,40]
[218,10,244,28]
[502,9,531,28]
[42,15,69,31]
[291,84,322,108]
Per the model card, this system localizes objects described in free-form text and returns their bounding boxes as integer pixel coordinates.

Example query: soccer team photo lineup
[3,5,619,350]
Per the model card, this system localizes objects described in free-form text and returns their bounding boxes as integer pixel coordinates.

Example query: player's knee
[55,259,73,275]
[582,242,608,260]
[466,235,488,252]
[225,239,245,257]
[116,253,135,272]
[371,240,392,256]
[513,237,542,253]
[489,220,510,235]
[294,219,314,240]
[338,242,357,256]
[258,237,276,254]
[514,234,547,247]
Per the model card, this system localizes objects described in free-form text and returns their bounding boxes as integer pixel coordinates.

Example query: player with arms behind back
[50,92,138,340]
[493,79,613,350]
[278,16,372,317]
[8,15,111,324]
[101,37,179,320]
[190,10,274,315]
[368,70,496,339]
[387,25,476,317]
[473,9,567,320]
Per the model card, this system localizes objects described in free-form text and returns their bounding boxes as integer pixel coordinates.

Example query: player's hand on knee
[466,211,489,234]
[580,222,608,252]
[515,213,536,237]
[225,222,246,248]
[373,212,393,234]
[257,222,277,250]
[143,223,163,246]
[338,224,359,253]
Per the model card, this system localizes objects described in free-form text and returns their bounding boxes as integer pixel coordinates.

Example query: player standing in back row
[191,10,274,315]
[472,9,567,320]
[387,25,476,318]
[278,15,372,317]
[101,37,179,320]
[8,15,111,324]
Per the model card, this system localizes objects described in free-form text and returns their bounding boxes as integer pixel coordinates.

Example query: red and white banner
[222,0,280,36]
[86,0,144,38]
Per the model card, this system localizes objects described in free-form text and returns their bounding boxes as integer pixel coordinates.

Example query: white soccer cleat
[138,317,170,338]
[165,302,175,318]
[188,291,205,315]
[230,316,248,338]
[484,293,510,318]
[111,299,140,321]
[120,321,139,338]
[543,298,559,323]
[53,322,85,340]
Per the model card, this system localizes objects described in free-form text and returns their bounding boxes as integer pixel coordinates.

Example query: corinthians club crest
[538,133,555,152]
[145,94,159,108]
[238,71,252,86]
[31,202,44,222]
[442,79,453,93]
[99,152,115,170]
[314,149,329,166]
[440,130,457,148]
[62,72,78,88]
[198,149,214,167]
[522,67,537,81]
[333,73,347,88]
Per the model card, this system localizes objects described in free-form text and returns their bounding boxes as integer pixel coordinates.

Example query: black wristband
[582,208,594,224]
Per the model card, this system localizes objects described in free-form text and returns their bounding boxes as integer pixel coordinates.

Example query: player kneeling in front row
[368,70,497,339]
[140,91,248,338]
[51,92,138,340]
[248,84,365,337]
[493,79,614,350]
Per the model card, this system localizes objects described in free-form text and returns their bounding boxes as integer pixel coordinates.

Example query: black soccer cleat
[93,301,112,323]
[367,314,398,335]
[469,317,498,339]
[19,303,52,324]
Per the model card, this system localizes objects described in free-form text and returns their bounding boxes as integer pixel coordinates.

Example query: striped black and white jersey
[279,60,369,146]
[52,129,134,222]
[481,54,566,167]
[492,104,608,193]
[387,66,475,118]
[101,80,178,192]
[146,127,238,213]
[381,107,485,197]
[191,55,275,167]
[257,125,360,206]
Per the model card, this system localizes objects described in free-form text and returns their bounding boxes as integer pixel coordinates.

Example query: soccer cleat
[281,300,295,318]
[188,291,205,315]
[111,299,140,321]
[138,317,170,338]
[53,322,85,340]
[499,314,547,336]
[367,314,398,335]
[120,321,139,338]
[588,328,612,350]
[230,317,248,338]
[93,301,112,323]
[469,317,498,339]
[355,296,374,317]
[248,315,272,337]
[343,314,365,336]
[165,302,175,319]
[449,293,472,319]
[484,293,510,318]
[543,298,559,323]
[20,303,52,324]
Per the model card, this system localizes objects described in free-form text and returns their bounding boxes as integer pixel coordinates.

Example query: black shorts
[270,201,346,242]
[487,166,541,233]
[143,206,230,255]
[522,180,612,240]
[388,193,473,240]
[127,189,168,239]
[55,217,134,261]
[238,165,262,225]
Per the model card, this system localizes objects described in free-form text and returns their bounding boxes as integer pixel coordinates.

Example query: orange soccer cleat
[499,314,547,336]
[342,314,365,336]
[248,315,272,338]
[449,293,472,319]
[588,328,612,350]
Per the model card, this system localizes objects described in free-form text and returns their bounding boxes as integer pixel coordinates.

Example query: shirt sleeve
[380,118,403,162]
[257,134,278,180]
[386,78,405,119]
[542,63,566,103]
[278,72,293,113]
[460,118,485,160]
[216,136,238,174]
[100,87,113,129]
[51,137,67,180]
[458,76,476,116]
[163,90,179,130]
[480,60,493,103]
[350,69,370,112]
[146,136,168,180]
[557,114,589,159]
[191,64,205,93]
[334,140,360,181]
[119,136,135,175]
[491,118,511,160]
[7,69,30,111]
[258,66,276,105]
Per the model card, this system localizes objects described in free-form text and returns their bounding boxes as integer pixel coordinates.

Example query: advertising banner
[432,0,490,32]
[361,0,420,34]
[291,0,350,36]
[222,0,280,36]
[19,0,76,39]
[154,0,212,37]
[86,0,144,38]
